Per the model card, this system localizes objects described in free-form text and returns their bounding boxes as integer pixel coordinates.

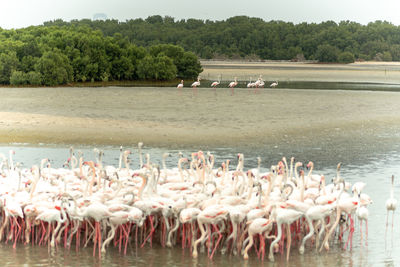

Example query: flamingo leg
[286,223,292,262]
[365,220,368,246]
[141,215,154,248]
[181,224,186,249]
[210,224,221,259]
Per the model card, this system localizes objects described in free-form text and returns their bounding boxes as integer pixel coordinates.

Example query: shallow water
[1,81,400,266]
[0,138,400,266]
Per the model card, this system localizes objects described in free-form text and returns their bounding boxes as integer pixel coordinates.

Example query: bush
[338,52,355,63]
[10,71,42,85]
[26,71,42,85]
[35,50,73,86]
[382,51,392,61]
[315,44,340,63]
[10,71,28,85]
[136,54,177,80]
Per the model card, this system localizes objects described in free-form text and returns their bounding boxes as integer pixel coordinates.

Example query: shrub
[338,52,355,63]
[10,71,28,85]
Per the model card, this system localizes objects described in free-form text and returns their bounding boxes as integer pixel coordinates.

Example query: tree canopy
[43,16,400,63]
[0,24,202,86]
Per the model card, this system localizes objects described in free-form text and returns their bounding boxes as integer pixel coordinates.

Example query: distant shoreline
[1,61,400,89]
[200,60,400,84]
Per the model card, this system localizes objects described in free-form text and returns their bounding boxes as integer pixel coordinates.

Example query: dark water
[201,80,400,91]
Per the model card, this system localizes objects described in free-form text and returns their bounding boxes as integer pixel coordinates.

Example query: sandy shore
[1,62,400,148]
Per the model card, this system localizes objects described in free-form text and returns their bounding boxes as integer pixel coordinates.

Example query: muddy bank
[1,81,400,148]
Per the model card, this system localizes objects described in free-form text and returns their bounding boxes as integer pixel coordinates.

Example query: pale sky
[1,0,400,29]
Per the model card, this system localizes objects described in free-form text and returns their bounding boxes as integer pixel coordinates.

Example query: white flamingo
[270,81,278,87]
[246,77,254,88]
[385,174,397,248]
[177,80,184,89]
[268,203,304,262]
[191,77,201,88]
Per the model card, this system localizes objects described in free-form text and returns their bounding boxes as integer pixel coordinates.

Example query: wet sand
[1,62,400,148]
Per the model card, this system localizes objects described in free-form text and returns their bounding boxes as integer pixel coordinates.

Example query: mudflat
[1,61,400,148]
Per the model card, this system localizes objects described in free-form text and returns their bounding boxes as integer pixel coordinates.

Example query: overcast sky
[1,0,400,29]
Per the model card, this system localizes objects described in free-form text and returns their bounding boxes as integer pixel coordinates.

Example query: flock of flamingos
[177,75,278,94]
[0,143,394,262]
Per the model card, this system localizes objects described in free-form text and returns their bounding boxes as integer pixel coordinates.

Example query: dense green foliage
[0,25,202,85]
[43,16,400,63]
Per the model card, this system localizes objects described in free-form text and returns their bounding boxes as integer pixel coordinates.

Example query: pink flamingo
[228,77,238,95]
[243,218,275,260]
[192,204,228,259]
[210,75,221,88]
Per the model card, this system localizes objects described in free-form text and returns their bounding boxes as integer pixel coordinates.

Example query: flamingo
[268,203,304,262]
[191,77,201,89]
[35,200,68,248]
[242,218,275,260]
[228,77,238,95]
[101,211,129,253]
[83,202,112,257]
[319,180,358,252]
[385,174,397,248]
[356,193,369,246]
[210,75,221,88]
[270,81,278,87]
[253,76,262,88]
[177,80,184,89]
[254,76,264,93]
[192,204,228,259]
[299,203,335,254]
[0,147,375,262]
[246,77,254,88]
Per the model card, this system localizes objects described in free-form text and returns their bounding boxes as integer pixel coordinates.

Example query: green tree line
[44,16,400,63]
[0,25,202,86]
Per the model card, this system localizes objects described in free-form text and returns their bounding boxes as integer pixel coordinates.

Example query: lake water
[1,82,400,266]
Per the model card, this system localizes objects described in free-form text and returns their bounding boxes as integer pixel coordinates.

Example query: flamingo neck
[247,172,254,200]
[308,164,313,176]
[138,174,148,200]
[118,147,123,169]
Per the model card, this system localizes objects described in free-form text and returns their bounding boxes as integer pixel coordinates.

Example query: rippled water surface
[1,84,400,266]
